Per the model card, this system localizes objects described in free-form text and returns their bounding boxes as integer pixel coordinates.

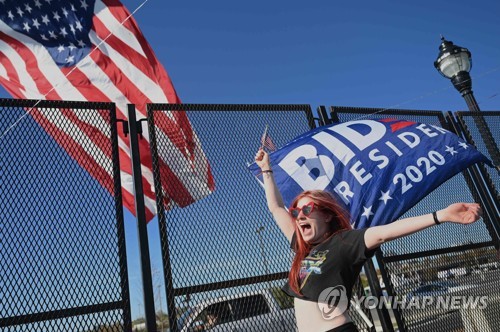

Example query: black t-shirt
[282,229,375,303]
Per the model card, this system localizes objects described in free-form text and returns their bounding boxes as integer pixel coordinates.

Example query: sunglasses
[289,202,315,219]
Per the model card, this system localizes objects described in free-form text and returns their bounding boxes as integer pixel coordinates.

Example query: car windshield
[439,281,458,287]
[178,307,195,329]
[415,284,446,293]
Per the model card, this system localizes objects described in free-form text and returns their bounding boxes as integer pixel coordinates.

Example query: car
[178,289,297,332]
[406,281,476,301]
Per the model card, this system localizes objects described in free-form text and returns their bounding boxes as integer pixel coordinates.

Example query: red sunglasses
[289,202,315,219]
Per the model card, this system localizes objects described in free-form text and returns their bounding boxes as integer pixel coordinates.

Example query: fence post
[127,104,157,331]
[317,105,331,125]
[146,104,180,332]
[114,112,132,332]
[364,258,394,332]
[375,250,407,332]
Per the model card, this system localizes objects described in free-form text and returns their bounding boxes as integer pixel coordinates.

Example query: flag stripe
[89,29,168,105]
[0,47,27,97]
[91,17,160,89]
[0,34,44,98]
[94,0,147,57]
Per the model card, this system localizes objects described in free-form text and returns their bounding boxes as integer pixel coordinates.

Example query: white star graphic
[57,44,65,52]
[75,20,83,31]
[40,34,48,41]
[62,8,69,18]
[361,206,374,219]
[34,0,42,9]
[16,7,24,17]
[379,190,392,204]
[458,142,469,150]
[7,11,14,20]
[68,43,76,51]
[445,145,458,156]
[53,11,61,22]
[22,22,31,33]
[81,0,89,10]
[60,27,68,37]
[24,4,33,14]
[48,30,57,39]
[41,15,50,25]
[77,39,86,47]
[65,55,75,63]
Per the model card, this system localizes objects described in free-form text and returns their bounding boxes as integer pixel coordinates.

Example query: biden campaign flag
[248,119,491,228]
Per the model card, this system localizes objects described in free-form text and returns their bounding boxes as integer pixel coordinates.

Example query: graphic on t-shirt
[299,249,329,289]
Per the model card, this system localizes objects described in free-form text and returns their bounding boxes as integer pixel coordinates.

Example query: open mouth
[299,223,312,233]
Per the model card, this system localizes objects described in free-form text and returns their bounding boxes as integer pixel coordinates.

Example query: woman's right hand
[255,148,271,171]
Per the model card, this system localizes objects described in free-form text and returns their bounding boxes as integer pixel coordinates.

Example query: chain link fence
[0,99,130,331]
[147,104,378,332]
[456,111,499,206]
[2,98,498,332]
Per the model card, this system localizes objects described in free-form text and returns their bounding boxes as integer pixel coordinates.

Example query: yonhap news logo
[317,285,349,320]
[317,285,489,321]
[352,294,488,311]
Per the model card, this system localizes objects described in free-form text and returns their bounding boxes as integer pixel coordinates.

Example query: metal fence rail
[0,99,131,331]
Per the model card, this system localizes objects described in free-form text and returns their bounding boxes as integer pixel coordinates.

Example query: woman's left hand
[439,203,482,225]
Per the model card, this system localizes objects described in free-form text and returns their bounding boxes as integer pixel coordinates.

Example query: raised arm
[254,148,295,242]
[364,203,482,250]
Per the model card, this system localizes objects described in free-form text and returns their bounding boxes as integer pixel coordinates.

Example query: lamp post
[434,36,500,168]
[256,226,270,276]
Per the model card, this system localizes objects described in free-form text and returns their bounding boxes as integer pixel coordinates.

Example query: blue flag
[248,119,491,228]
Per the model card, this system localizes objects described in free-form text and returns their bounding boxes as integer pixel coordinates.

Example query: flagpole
[260,124,269,149]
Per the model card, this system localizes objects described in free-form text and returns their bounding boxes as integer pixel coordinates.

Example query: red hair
[288,190,352,295]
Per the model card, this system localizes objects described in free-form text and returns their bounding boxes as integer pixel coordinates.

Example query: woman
[254,148,482,332]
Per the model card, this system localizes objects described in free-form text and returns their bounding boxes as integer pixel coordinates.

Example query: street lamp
[434,36,500,168]
[256,226,270,276]
[434,36,472,97]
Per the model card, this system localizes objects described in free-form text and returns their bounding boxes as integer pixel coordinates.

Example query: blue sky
[116,0,500,111]
[1,0,499,322]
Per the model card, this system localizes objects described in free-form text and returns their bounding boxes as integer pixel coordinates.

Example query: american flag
[0,0,215,221]
[260,124,276,152]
